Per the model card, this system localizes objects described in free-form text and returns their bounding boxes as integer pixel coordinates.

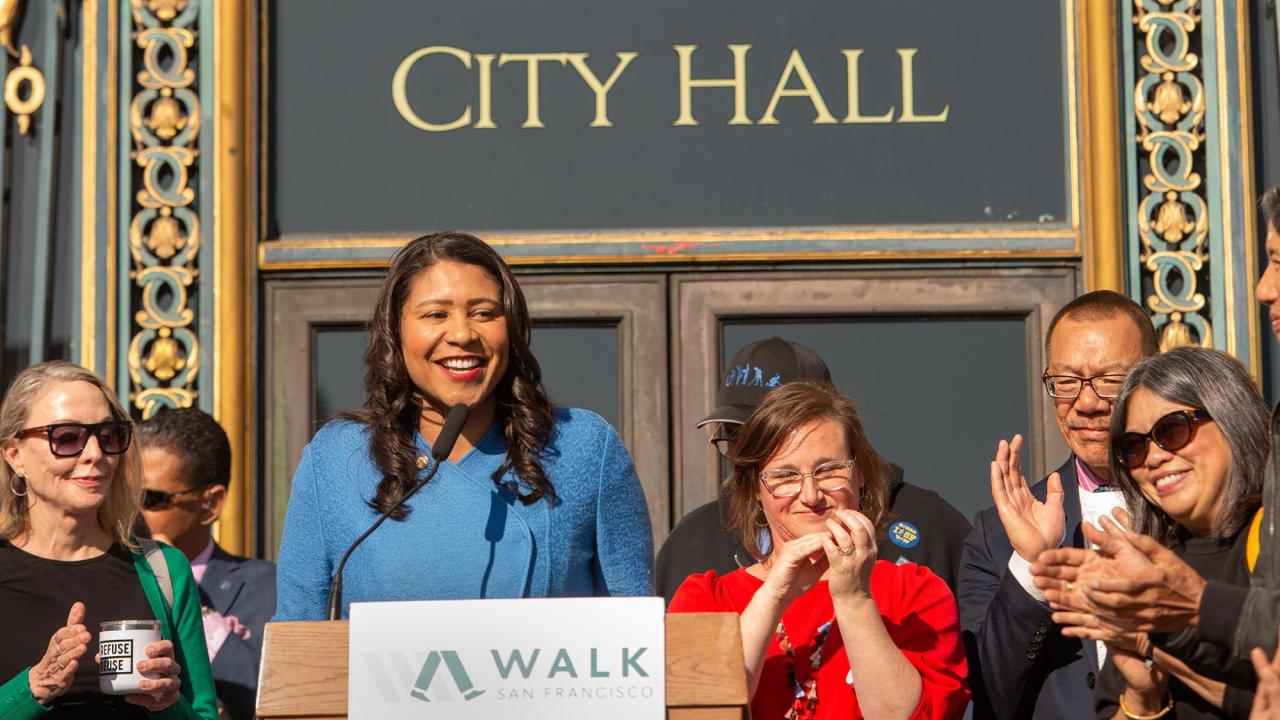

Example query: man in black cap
[654,336,972,604]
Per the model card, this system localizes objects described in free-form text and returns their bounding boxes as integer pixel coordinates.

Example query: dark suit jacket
[201,543,277,720]
[959,457,1099,720]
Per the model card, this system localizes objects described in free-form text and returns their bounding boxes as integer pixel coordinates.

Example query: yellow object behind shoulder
[1248,507,1263,574]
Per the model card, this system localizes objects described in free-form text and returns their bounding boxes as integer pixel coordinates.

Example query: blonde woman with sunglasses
[1053,346,1267,720]
[0,361,216,719]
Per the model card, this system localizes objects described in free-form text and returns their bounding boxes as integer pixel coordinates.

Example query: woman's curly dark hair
[346,231,557,518]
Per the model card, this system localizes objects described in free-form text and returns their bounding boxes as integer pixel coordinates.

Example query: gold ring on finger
[838,546,854,556]
[55,641,63,654]
[55,656,65,671]
[1066,582,1075,592]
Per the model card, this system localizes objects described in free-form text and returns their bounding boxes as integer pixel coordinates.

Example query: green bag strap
[138,538,175,611]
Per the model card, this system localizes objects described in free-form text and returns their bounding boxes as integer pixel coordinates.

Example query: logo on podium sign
[349,597,665,719]
[409,650,485,702]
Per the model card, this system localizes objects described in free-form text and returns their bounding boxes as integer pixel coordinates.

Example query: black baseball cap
[696,337,831,428]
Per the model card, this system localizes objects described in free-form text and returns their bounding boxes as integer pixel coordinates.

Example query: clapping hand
[1033,513,1206,633]
[1249,629,1280,720]
[990,435,1064,562]
[28,602,90,705]
[823,509,877,601]
[1035,512,1143,635]
[759,533,827,605]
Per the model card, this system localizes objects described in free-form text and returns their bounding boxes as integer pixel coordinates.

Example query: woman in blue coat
[274,232,653,620]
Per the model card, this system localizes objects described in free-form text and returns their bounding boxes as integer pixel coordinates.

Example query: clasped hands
[1030,512,1206,636]
[28,601,184,710]
[761,508,878,605]
[989,434,1204,641]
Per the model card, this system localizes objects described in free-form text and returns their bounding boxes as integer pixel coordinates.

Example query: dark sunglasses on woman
[1114,409,1212,469]
[12,420,132,457]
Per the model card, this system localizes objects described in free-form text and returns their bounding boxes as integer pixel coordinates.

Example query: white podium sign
[348,597,665,719]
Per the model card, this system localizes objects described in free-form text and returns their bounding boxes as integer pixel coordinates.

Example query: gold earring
[9,473,27,497]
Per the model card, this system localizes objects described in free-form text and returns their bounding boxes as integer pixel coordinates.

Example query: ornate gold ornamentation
[0,0,23,59]
[1132,0,1211,351]
[146,0,187,23]
[1152,191,1195,243]
[146,91,186,140]
[4,44,44,135]
[143,327,186,381]
[126,0,201,418]
[1151,73,1190,125]
[145,207,186,259]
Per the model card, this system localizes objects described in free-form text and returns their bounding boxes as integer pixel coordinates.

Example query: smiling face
[1046,314,1146,478]
[756,416,860,553]
[400,260,511,430]
[1123,386,1231,537]
[2,380,120,520]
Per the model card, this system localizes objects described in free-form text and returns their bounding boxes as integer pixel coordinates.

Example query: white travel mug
[98,620,162,695]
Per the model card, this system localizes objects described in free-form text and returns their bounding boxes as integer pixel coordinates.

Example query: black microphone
[326,403,470,621]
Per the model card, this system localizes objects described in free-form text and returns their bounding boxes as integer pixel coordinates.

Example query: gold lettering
[841,49,894,124]
[565,52,639,128]
[391,46,472,132]
[498,52,569,128]
[758,49,836,125]
[474,53,497,129]
[897,49,949,123]
[673,44,753,126]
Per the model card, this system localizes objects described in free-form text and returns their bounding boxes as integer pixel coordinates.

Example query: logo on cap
[724,363,782,388]
[889,521,921,549]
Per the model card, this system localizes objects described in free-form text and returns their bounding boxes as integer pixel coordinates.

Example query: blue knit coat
[274,408,654,620]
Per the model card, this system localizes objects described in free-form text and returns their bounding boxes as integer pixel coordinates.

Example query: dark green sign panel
[268,0,1068,247]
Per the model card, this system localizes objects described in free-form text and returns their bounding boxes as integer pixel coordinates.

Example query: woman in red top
[670,381,968,720]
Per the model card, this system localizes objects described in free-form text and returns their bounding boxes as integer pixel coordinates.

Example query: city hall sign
[268,0,1068,236]
[391,45,951,131]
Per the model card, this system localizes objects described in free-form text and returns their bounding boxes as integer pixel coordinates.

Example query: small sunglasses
[142,487,204,511]
[1114,409,1212,469]
[13,421,132,457]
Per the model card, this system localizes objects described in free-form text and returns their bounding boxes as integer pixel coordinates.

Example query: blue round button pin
[889,521,921,549]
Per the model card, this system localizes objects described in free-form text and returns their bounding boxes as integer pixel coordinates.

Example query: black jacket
[654,463,972,605]
[1156,401,1280,685]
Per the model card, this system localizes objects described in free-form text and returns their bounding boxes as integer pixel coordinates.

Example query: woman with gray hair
[0,361,216,718]
[1057,346,1264,719]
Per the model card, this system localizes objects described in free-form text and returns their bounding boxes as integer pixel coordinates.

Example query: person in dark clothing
[654,337,972,604]
[1078,347,1266,719]
[1093,529,1253,719]
[958,290,1159,720]
[0,361,217,719]
[138,408,276,720]
[1032,188,1280,696]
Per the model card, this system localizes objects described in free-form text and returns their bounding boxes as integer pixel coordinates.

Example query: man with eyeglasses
[654,336,972,605]
[958,290,1159,720]
[1029,188,1280,710]
[138,408,275,720]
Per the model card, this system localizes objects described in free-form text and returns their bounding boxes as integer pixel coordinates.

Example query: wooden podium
[256,613,749,719]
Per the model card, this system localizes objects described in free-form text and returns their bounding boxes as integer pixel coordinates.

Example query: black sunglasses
[1114,409,1213,469]
[13,421,132,458]
[141,487,204,511]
